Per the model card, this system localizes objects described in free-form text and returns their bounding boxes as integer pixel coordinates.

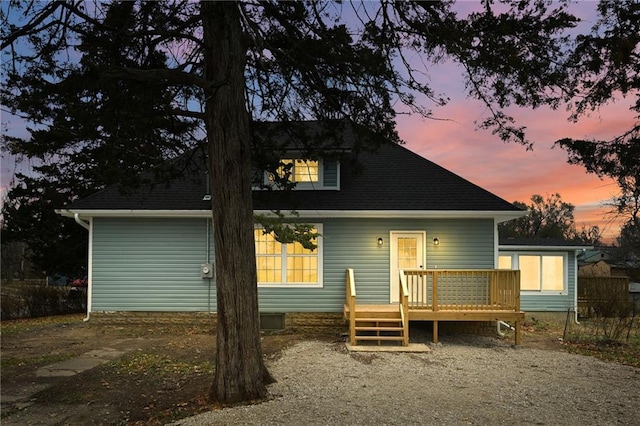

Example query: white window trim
[256,158,340,190]
[499,251,568,295]
[255,223,323,288]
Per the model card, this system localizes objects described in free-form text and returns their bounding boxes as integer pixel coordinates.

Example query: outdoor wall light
[433,237,440,246]
[377,237,384,246]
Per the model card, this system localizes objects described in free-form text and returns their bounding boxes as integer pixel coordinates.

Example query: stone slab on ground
[36,348,126,377]
[345,343,431,352]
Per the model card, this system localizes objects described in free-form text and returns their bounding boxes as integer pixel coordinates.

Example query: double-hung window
[266,159,320,188]
[499,252,566,293]
[254,224,322,287]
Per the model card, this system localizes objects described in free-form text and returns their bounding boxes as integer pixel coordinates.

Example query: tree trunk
[201,1,274,404]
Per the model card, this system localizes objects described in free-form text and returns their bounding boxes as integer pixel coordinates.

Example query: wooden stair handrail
[399,270,410,346]
[346,268,357,346]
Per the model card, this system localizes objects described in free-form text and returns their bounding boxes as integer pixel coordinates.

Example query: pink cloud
[395,90,634,245]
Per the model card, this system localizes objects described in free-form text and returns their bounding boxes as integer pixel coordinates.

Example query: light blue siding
[259,218,494,311]
[92,218,215,312]
[91,217,495,313]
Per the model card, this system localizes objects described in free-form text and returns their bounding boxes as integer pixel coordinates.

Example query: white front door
[390,232,425,303]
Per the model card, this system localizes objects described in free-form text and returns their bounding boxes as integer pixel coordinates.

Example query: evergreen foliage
[2,0,637,405]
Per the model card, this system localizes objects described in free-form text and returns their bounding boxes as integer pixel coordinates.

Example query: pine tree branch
[1,1,65,50]
[102,67,222,93]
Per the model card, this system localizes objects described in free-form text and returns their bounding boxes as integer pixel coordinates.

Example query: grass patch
[0,314,84,335]
[563,317,640,368]
[111,351,215,377]
[564,340,640,368]
[1,353,74,368]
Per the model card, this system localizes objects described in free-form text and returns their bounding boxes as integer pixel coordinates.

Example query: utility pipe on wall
[496,320,515,337]
[74,214,92,322]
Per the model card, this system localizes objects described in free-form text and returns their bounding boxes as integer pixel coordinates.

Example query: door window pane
[397,237,417,269]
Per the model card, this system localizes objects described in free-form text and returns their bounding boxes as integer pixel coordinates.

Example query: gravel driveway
[175,336,640,425]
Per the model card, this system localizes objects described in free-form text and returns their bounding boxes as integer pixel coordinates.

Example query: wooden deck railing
[401,269,521,312]
[346,268,357,346]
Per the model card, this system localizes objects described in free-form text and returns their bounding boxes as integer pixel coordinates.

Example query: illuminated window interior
[269,159,319,183]
[500,253,565,292]
[498,255,512,270]
[255,227,319,285]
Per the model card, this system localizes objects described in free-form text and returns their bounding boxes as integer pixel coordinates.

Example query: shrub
[0,283,86,320]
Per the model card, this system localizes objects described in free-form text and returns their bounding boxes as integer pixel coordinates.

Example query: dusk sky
[1,1,635,244]
[396,90,634,244]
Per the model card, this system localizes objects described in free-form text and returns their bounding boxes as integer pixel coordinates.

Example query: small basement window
[260,313,285,331]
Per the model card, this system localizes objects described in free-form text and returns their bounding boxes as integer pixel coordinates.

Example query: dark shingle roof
[253,142,519,212]
[67,134,521,213]
[499,237,592,248]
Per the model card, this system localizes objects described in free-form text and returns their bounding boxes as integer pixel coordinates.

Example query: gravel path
[175,336,640,425]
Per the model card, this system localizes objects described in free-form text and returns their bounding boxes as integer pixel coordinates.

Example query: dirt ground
[1,315,565,425]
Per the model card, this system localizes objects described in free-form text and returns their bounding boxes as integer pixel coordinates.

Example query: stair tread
[355,328,404,332]
[355,317,401,322]
[355,336,406,341]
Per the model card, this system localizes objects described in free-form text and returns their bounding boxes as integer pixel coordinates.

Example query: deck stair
[346,304,407,346]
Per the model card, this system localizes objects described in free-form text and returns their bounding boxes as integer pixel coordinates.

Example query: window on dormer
[268,159,319,183]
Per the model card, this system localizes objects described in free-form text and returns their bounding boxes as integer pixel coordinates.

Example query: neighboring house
[579,260,611,277]
[579,248,611,266]
[498,237,592,322]
[58,122,529,345]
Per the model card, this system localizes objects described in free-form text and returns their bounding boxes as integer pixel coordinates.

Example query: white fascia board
[499,245,593,251]
[56,209,212,219]
[255,210,526,221]
[58,208,525,221]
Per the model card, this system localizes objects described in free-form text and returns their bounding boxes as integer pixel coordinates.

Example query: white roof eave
[58,208,526,221]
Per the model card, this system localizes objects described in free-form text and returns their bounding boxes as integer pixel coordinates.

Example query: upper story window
[269,159,319,183]
[254,157,340,190]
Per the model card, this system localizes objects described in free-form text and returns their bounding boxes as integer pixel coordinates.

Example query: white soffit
[58,208,525,221]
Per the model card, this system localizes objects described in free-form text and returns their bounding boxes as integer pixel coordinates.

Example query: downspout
[496,320,515,337]
[74,214,92,322]
[74,213,90,230]
[573,250,580,325]
[494,221,514,336]
[206,217,213,316]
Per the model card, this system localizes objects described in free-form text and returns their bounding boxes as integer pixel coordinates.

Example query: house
[58,122,531,345]
[498,237,592,323]
[579,259,611,277]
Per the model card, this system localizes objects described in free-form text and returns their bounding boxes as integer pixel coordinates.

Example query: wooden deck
[344,268,525,346]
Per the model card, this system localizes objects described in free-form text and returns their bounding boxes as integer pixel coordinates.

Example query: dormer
[253,156,340,190]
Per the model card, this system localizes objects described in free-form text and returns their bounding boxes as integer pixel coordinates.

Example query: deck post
[432,271,438,311]
[515,320,521,345]
[432,320,439,344]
